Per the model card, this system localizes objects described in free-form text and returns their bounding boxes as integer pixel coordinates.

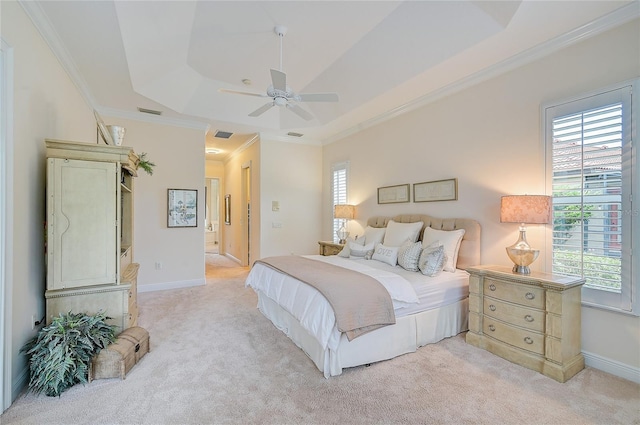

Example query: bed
[245,214,481,377]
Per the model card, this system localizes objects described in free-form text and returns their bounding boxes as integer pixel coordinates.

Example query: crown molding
[97,106,210,131]
[224,133,260,164]
[323,2,640,145]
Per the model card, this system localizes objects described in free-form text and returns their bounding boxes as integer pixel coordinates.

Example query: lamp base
[336,225,349,245]
[505,227,539,275]
[511,263,532,274]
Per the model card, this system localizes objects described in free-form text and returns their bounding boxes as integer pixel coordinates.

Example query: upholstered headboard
[366,214,481,270]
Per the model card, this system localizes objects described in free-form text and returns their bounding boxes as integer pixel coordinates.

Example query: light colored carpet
[2,254,639,424]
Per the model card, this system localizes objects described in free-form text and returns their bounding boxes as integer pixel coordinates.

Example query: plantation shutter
[547,85,633,311]
[332,162,348,243]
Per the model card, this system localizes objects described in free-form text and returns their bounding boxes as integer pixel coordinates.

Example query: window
[332,162,348,243]
[545,82,637,314]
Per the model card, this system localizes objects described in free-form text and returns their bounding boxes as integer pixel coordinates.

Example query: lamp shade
[500,195,551,224]
[334,204,355,220]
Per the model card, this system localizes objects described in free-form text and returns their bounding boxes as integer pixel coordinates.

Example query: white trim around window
[543,79,638,316]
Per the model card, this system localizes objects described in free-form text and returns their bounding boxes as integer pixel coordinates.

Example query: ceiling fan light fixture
[222,25,338,121]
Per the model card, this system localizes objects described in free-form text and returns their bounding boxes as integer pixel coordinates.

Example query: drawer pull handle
[525,292,535,300]
[488,324,496,332]
[489,305,496,311]
[489,284,496,291]
[524,315,534,322]
[524,337,533,344]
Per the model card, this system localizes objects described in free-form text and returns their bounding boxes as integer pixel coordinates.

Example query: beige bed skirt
[256,291,469,377]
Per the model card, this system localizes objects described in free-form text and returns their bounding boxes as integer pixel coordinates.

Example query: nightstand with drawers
[318,241,344,256]
[466,265,585,382]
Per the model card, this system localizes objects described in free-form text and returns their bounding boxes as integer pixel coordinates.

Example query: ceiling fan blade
[298,93,339,102]
[219,88,266,98]
[249,102,274,117]
[286,103,313,121]
[270,69,287,92]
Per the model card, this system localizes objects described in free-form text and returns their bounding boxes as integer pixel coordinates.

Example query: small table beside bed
[245,214,481,377]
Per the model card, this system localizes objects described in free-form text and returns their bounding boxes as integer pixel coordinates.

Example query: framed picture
[224,194,231,225]
[377,184,410,204]
[167,189,198,228]
[413,178,458,202]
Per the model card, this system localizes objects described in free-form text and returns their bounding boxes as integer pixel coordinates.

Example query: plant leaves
[20,311,116,397]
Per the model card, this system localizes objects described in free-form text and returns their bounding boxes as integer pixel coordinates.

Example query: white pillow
[349,241,375,259]
[419,241,447,277]
[337,236,364,258]
[421,227,466,272]
[397,240,422,272]
[363,226,386,246]
[383,220,424,247]
[372,243,399,266]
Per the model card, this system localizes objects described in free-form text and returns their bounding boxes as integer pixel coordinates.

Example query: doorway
[205,178,219,254]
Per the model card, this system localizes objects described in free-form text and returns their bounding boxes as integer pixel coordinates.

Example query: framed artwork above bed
[413,178,458,202]
[377,184,410,204]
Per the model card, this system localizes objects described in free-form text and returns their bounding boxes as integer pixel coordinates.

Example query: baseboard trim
[12,365,28,402]
[583,350,640,384]
[224,253,242,264]
[137,278,205,293]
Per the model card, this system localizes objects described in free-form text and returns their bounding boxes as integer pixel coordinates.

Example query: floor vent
[287,132,304,137]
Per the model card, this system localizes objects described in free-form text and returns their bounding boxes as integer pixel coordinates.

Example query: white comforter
[245,255,419,352]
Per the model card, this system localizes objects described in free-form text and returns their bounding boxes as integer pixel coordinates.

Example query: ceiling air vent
[137,107,163,116]
[214,131,233,139]
[287,132,304,137]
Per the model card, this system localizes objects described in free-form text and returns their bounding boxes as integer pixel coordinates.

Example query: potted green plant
[21,311,116,397]
[138,152,156,175]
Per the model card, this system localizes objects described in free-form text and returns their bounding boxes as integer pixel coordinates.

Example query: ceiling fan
[219,25,339,121]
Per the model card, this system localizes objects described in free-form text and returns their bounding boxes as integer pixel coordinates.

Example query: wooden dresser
[466,265,585,382]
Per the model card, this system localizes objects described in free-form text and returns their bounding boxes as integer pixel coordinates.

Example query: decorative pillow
[419,241,447,277]
[349,241,375,259]
[338,236,364,258]
[382,220,424,247]
[363,226,386,246]
[421,227,466,272]
[372,243,399,266]
[397,240,422,272]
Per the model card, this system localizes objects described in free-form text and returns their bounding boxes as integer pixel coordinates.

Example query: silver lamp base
[506,228,539,275]
[336,225,349,245]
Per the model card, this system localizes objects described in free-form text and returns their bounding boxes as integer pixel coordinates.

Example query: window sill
[581,301,639,317]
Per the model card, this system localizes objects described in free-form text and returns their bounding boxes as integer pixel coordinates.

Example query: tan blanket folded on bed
[256,256,396,341]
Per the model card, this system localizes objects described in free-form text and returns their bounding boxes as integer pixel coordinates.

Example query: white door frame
[241,161,251,266]
[1,38,15,412]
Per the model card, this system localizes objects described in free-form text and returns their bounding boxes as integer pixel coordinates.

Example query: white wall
[322,19,640,379]
[259,140,323,258]
[1,1,96,402]
[104,117,207,292]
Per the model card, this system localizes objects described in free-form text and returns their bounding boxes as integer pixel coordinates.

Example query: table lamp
[500,195,552,274]
[334,204,355,244]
